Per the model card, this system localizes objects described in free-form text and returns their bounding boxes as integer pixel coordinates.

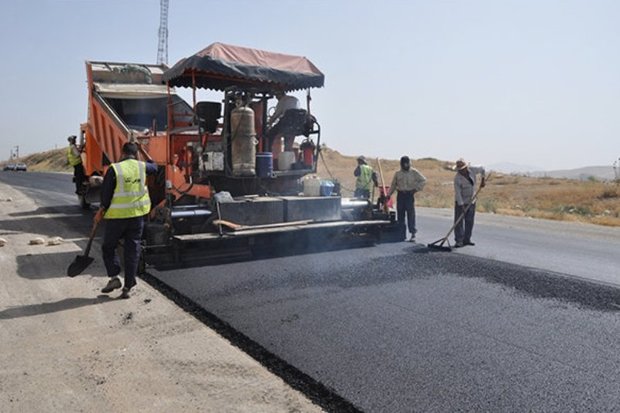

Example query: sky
[1,0,619,170]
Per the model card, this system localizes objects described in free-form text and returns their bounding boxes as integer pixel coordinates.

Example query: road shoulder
[0,182,322,412]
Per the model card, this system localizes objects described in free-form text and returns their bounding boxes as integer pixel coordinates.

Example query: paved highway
[3,171,620,412]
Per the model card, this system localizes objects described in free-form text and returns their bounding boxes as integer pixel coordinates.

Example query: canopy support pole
[192,70,197,110]
[306,89,312,115]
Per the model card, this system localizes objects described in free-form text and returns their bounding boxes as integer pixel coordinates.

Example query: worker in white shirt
[453,158,486,248]
[387,156,427,242]
[266,92,300,153]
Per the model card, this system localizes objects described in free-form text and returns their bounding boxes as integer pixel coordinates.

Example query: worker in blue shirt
[94,142,158,298]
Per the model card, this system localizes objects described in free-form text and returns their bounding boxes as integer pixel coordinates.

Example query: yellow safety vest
[356,164,374,191]
[104,159,151,219]
[67,145,82,166]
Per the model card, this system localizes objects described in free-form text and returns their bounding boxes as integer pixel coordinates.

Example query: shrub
[555,205,592,216]
[479,198,498,213]
[494,177,520,185]
[599,189,618,199]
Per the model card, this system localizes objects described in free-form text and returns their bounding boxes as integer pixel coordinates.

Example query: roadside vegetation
[3,147,619,227]
[318,148,620,227]
[8,148,72,173]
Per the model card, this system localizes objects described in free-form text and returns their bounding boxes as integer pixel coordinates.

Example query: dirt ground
[0,182,322,413]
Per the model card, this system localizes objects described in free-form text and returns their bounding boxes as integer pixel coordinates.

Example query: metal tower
[157,0,169,65]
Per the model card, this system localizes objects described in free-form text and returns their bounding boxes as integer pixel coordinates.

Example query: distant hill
[488,162,616,181]
[529,166,615,181]
[487,162,541,174]
[1,148,71,173]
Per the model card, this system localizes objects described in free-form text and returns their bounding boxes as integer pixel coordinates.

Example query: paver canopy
[163,42,324,92]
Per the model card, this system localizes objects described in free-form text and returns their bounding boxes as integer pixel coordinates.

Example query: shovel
[67,220,99,277]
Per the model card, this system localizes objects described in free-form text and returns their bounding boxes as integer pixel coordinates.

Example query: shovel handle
[376,158,389,213]
[83,219,99,258]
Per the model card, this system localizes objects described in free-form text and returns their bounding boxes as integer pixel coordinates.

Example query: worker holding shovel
[453,158,486,248]
[95,143,157,298]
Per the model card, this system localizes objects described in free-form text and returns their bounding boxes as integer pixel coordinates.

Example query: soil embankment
[0,182,322,412]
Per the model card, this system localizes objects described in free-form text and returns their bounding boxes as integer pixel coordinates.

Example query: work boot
[464,240,476,246]
[409,235,416,243]
[101,277,122,293]
[119,287,133,299]
[454,241,464,248]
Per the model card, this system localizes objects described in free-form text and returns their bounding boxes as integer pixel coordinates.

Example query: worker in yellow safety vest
[66,135,85,194]
[94,142,157,299]
[353,156,378,199]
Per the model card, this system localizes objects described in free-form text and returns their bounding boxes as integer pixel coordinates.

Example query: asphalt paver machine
[79,42,402,267]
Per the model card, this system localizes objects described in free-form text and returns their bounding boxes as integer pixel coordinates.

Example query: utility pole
[157,0,169,65]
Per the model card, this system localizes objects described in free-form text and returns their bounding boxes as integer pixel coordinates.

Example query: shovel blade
[67,255,95,277]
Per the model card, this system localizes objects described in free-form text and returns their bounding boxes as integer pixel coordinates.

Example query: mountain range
[488,162,618,181]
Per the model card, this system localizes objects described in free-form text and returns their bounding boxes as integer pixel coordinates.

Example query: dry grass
[5,146,620,227]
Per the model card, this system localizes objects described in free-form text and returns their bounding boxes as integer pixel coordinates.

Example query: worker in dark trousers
[67,135,85,194]
[453,158,486,248]
[387,156,427,242]
[95,142,157,298]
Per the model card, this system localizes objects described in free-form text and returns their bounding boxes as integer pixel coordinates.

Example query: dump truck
[79,42,402,267]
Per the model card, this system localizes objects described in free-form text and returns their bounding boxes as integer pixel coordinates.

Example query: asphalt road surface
[3,171,620,412]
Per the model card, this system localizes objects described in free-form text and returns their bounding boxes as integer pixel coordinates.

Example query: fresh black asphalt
[4,171,620,412]
[150,244,620,412]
